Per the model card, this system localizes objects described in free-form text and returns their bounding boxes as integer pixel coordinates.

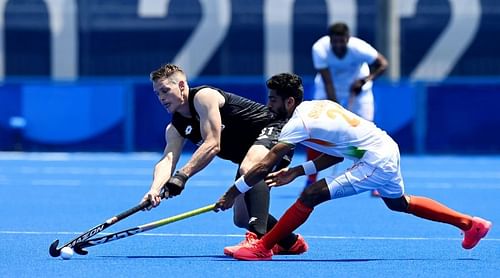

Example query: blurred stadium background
[1,0,499,154]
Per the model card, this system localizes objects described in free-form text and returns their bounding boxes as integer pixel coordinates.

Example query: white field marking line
[2,167,500,183]
[0,166,235,177]
[0,231,499,242]
[404,171,500,179]
[3,180,500,189]
[2,167,500,179]
[0,166,153,175]
[0,152,162,161]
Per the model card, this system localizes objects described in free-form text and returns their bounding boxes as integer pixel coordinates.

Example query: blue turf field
[0,152,499,277]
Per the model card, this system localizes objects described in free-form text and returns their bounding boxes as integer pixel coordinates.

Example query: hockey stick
[49,200,151,257]
[73,203,216,254]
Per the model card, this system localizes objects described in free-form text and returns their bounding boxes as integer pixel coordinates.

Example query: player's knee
[232,205,249,228]
[298,181,330,208]
[383,196,409,213]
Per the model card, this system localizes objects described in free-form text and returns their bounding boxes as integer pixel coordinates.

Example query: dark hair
[266,73,303,104]
[150,63,185,82]
[328,22,350,37]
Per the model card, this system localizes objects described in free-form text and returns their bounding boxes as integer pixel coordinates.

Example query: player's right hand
[265,167,297,187]
[214,185,241,212]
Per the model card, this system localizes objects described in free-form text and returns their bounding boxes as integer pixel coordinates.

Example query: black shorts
[253,120,294,170]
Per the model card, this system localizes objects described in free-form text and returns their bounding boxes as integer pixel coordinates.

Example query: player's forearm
[232,162,272,193]
[244,162,272,185]
[313,154,344,171]
[233,143,289,193]
[365,68,385,83]
[325,84,338,102]
[292,154,343,179]
[180,142,220,177]
[319,69,337,102]
[151,157,174,191]
[366,56,388,82]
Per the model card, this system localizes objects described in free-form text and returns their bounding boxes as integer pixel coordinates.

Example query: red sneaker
[233,240,273,261]
[462,217,492,249]
[224,231,258,257]
[272,234,308,255]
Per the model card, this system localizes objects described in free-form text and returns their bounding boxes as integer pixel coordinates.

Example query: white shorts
[342,91,374,122]
[325,159,405,199]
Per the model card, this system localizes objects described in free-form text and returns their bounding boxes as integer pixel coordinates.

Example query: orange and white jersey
[279,100,398,169]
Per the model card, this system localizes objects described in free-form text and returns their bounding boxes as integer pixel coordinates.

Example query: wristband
[301,160,317,176]
[234,175,252,193]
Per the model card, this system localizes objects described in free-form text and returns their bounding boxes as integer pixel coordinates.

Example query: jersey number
[326,103,360,127]
[259,127,275,137]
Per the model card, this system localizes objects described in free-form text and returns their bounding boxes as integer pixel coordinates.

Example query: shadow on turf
[98,255,229,259]
[265,258,480,262]
[97,255,479,262]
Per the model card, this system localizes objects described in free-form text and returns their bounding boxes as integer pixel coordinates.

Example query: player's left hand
[265,167,297,187]
[163,171,188,197]
[142,188,163,210]
[214,185,241,212]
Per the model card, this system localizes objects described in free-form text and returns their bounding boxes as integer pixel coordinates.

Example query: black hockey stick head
[74,245,88,255]
[49,240,61,257]
[50,239,88,256]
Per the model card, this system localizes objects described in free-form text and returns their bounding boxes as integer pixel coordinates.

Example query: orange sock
[408,196,472,231]
[261,200,313,250]
[306,174,318,185]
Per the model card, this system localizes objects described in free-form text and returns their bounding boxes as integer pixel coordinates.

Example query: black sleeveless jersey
[171,86,277,164]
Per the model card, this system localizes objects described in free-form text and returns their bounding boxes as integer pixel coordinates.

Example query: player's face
[330,34,349,58]
[153,78,184,114]
[267,90,288,119]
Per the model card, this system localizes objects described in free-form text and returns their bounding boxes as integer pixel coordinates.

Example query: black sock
[244,180,270,237]
[267,214,298,249]
[244,180,299,248]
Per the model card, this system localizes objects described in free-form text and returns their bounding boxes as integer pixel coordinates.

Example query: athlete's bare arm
[142,123,185,207]
[318,68,337,102]
[216,143,293,211]
[366,53,388,82]
[351,53,388,96]
[266,154,344,187]
[178,88,225,177]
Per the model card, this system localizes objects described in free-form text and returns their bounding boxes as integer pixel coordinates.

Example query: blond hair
[150,64,186,84]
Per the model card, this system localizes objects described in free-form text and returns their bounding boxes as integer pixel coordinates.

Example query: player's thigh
[240,120,287,174]
[325,161,403,198]
[239,144,269,175]
[377,164,405,199]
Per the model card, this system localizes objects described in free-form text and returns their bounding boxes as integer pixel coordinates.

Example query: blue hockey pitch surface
[0,152,498,277]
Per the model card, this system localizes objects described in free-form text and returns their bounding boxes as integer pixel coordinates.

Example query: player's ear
[178,80,186,95]
[284,97,295,115]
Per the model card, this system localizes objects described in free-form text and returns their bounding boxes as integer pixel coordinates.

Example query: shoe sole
[274,251,306,255]
[235,255,272,261]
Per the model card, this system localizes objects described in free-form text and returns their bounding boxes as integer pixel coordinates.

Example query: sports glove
[164,171,189,196]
